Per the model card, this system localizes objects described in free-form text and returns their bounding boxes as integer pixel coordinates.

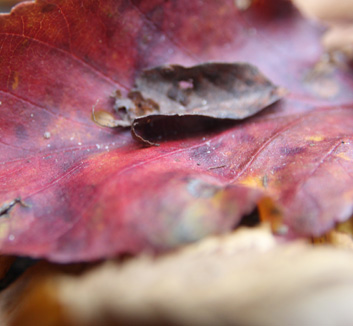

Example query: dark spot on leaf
[41,3,57,13]
[280,146,306,156]
[239,133,256,143]
[15,124,28,141]
[207,164,227,171]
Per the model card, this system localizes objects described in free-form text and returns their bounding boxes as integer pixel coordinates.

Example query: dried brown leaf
[95,63,283,145]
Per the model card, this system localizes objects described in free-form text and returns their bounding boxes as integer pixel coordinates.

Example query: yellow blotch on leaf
[0,223,9,239]
[239,175,267,189]
[306,135,324,142]
[12,71,19,90]
[337,151,353,161]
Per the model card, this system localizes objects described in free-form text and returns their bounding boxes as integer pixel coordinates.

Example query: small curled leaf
[99,62,284,145]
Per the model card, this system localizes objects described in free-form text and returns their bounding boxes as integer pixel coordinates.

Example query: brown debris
[109,63,282,144]
[130,63,282,121]
[93,63,282,144]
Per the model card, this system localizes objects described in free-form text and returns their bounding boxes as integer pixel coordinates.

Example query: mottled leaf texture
[0,0,353,262]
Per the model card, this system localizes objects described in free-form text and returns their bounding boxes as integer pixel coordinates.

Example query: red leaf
[1,0,353,262]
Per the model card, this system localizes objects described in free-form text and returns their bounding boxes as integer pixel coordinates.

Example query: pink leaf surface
[0,0,353,262]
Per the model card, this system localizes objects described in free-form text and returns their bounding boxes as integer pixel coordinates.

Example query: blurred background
[0,0,27,13]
